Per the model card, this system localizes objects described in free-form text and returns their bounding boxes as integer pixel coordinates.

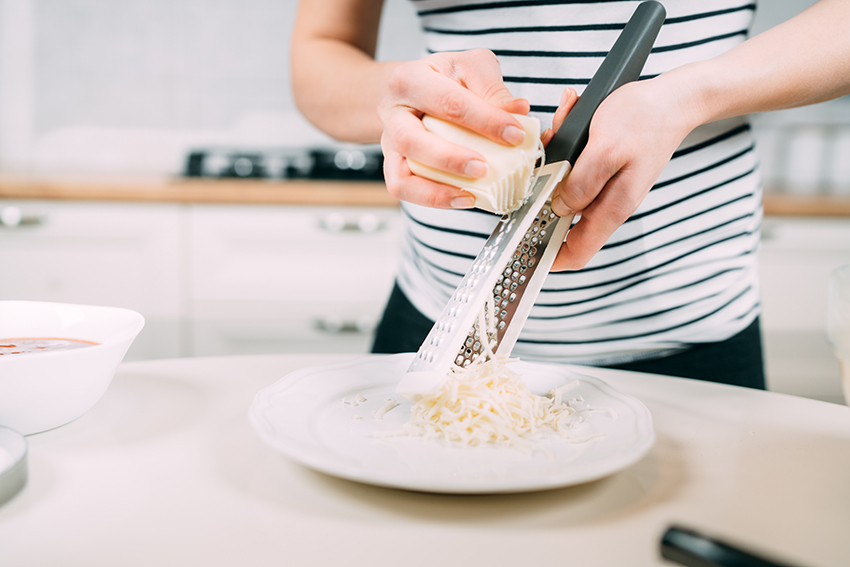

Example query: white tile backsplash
[0,0,36,169]
[1,0,847,186]
[0,0,424,174]
[751,101,850,195]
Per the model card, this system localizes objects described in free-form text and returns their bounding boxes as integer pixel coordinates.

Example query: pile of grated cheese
[399,355,596,449]
[393,296,604,450]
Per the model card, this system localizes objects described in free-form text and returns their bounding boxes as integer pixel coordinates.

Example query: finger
[454,50,531,114]
[550,169,649,271]
[391,62,527,146]
[551,88,578,134]
[550,133,622,217]
[384,109,490,178]
[541,88,578,148]
[382,139,477,209]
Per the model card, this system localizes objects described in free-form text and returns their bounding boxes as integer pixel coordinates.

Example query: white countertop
[1,354,849,567]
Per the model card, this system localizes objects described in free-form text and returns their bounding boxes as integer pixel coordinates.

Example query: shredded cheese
[373,398,399,420]
[401,356,591,449]
[394,295,605,449]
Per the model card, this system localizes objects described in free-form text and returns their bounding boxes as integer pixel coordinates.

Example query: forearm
[663,0,850,129]
[292,38,399,143]
[290,0,398,144]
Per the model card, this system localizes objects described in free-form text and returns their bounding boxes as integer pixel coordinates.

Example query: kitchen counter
[3,175,850,215]
[1,354,848,567]
[0,176,398,207]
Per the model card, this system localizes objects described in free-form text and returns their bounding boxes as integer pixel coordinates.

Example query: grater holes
[444,198,565,371]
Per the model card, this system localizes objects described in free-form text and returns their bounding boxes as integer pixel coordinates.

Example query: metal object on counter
[184,147,384,181]
[0,426,27,508]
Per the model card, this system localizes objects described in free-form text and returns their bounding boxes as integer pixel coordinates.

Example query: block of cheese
[407,114,544,214]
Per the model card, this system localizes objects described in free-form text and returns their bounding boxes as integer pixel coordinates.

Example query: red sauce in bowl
[0,338,100,356]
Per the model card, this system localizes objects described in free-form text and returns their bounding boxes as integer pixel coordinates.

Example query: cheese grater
[397,1,666,400]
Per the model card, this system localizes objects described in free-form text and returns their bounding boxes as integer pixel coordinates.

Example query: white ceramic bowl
[0,301,144,434]
[0,426,27,506]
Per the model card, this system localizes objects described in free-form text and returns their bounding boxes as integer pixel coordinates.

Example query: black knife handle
[661,526,804,567]
[545,1,666,166]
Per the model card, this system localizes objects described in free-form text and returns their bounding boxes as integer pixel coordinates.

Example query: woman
[290,0,850,388]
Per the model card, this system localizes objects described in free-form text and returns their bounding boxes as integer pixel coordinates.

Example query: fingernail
[560,88,570,107]
[464,159,488,178]
[551,195,573,217]
[502,125,526,145]
[451,196,476,209]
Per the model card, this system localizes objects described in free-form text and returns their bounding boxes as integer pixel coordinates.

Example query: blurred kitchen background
[1,0,848,403]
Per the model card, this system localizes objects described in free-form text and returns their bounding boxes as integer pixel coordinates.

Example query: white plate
[249,354,654,494]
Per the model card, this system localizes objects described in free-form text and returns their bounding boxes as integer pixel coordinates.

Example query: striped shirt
[397,0,762,365]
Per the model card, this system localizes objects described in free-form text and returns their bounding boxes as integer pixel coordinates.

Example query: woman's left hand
[546,75,700,271]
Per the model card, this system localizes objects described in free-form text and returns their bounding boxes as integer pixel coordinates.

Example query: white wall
[0,0,847,187]
[0,0,424,174]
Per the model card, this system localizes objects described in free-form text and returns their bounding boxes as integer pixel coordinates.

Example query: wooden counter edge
[3,177,850,216]
[0,178,399,207]
[762,193,850,217]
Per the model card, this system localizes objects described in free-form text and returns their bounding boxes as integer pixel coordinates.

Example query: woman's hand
[544,0,850,272]
[548,75,700,271]
[378,49,532,209]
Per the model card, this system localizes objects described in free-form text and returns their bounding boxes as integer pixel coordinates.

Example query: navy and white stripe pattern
[397,0,762,365]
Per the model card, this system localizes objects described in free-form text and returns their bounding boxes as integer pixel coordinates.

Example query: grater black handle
[545,1,666,166]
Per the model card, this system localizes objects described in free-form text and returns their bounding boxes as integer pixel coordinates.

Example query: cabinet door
[0,200,184,360]
[759,217,850,402]
[188,204,401,355]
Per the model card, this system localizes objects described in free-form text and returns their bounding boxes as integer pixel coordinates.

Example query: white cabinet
[187,205,401,356]
[0,200,402,360]
[759,217,850,403]
[5,198,848,403]
[0,201,184,360]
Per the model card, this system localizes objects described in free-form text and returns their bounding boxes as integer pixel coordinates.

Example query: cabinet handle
[319,212,385,233]
[0,206,45,228]
[760,223,778,243]
[314,315,376,335]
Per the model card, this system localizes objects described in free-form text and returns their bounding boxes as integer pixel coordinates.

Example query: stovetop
[184,146,384,181]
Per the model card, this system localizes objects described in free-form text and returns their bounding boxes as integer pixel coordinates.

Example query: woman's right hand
[377,49,531,209]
